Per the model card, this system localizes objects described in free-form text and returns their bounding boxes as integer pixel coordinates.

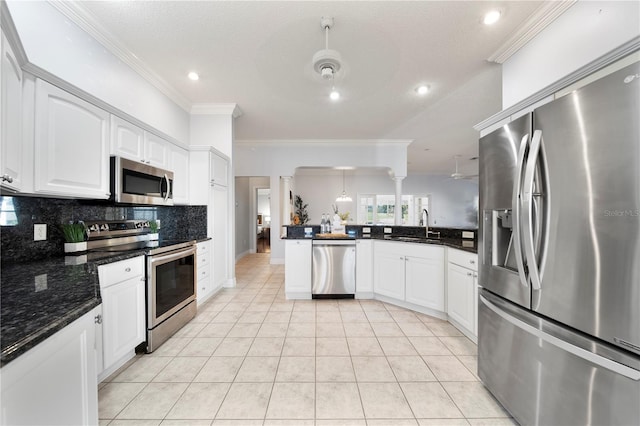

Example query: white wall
[257,190,271,220]
[235,177,251,258]
[503,0,640,108]
[294,173,478,229]
[235,141,410,263]
[7,0,190,143]
[190,114,234,157]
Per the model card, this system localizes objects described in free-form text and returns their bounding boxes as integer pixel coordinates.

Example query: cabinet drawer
[448,248,478,271]
[99,256,144,288]
[197,241,211,256]
[197,264,211,281]
[198,252,209,269]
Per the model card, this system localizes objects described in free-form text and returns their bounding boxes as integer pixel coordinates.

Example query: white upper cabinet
[110,115,169,169]
[1,31,23,192]
[210,151,228,187]
[34,79,109,199]
[169,144,189,205]
[143,131,169,169]
[110,115,144,160]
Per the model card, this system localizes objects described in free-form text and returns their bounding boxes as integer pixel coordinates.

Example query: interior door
[532,60,640,351]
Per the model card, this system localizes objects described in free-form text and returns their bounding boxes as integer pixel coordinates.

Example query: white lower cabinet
[285,239,312,299]
[373,241,445,314]
[355,239,373,297]
[97,256,145,380]
[446,249,479,341]
[197,240,214,304]
[0,307,99,426]
[373,242,406,300]
[405,247,445,311]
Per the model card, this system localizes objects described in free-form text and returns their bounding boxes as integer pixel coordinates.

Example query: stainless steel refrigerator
[478,58,640,425]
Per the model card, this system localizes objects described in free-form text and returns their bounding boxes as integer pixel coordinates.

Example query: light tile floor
[99,253,516,426]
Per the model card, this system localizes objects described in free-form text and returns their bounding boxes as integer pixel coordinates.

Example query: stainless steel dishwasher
[312,239,356,298]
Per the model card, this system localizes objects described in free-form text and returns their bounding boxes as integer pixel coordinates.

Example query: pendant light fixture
[336,170,352,202]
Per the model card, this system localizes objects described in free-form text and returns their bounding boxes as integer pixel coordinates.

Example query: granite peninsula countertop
[0,250,145,366]
[283,234,477,254]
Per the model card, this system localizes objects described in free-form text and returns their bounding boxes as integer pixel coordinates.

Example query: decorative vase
[64,242,87,253]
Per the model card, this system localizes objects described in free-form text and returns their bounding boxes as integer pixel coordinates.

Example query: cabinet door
[285,240,312,297]
[355,239,373,294]
[373,251,406,300]
[0,308,98,426]
[110,115,144,161]
[212,184,229,289]
[1,32,23,191]
[405,255,445,310]
[143,131,168,168]
[447,262,475,333]
[210,151,228,187]
[188,149,210,205]
[169,144,189,204]
[34,79,109,198]
[101,277,145,369]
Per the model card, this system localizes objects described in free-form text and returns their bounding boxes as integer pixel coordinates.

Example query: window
[0,197,18,226]
[357,194,429,226]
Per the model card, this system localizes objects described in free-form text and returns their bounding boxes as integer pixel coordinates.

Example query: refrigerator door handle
[512,134,529,288]
[480,294,640,381]
[522,130,543,291]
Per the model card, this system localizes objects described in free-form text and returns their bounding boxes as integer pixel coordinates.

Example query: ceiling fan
[450,155,478,180]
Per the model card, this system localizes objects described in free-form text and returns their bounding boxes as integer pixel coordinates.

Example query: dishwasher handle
[312,240,356,246]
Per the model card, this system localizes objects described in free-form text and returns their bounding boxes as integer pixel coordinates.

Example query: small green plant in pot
[61,223,87,253]
[148,220,159,240]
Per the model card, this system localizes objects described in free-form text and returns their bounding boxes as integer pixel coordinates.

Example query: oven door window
[154,254,195,319]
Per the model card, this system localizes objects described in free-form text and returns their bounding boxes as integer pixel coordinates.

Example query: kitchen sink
[385,235,442,244]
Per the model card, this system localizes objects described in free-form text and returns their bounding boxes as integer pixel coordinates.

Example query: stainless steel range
[85,220,197,353]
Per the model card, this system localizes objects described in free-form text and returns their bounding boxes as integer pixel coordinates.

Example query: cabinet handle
[467,272,473,276]
[94,314,102,324]
[400,257,404,260]
[140,277,146,282]
[469,260,476,264]
[1,174,14,183]
[125,267,131,272]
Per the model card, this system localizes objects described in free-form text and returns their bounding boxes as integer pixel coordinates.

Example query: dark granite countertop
[0,250,145,366]
[283,234,477,254]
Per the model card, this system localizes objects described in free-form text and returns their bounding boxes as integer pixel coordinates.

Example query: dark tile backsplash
[0,196,207,264]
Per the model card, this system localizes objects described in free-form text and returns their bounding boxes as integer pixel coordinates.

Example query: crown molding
[47,0,192,112]
[235,139,413,148]
[487,0,577,64]
[191,103,243,118]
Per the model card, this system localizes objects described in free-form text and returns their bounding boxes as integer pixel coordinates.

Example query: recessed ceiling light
[416,85,429,95]
[330,90,340,101]
[483,10,501,25]
[188,71,199,81]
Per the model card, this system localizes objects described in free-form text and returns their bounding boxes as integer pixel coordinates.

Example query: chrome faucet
[421,208,440,239]
[421,209,429,234]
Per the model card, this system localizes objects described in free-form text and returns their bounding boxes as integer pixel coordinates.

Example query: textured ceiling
[75,1,546,175]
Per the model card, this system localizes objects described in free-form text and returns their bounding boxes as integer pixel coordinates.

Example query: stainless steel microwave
[110,156,174,206]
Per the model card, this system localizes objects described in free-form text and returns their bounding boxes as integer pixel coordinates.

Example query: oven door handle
[150,246,196,266]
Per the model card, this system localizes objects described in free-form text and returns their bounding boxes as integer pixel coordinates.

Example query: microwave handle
[163,174,170,202]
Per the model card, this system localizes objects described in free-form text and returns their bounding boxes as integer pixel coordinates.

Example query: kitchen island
[283,225,479,341]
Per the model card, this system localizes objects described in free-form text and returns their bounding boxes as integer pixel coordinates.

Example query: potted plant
[61,223,87,253]
[294,195,309,225]
[148,220,159,240]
